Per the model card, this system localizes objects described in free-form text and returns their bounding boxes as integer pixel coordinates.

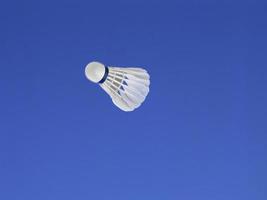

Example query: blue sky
[1,0,267,199]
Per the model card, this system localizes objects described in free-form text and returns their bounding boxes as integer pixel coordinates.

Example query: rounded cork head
[85,61,105,83]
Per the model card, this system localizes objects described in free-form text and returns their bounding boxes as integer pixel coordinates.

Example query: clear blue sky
[1,0,267,199]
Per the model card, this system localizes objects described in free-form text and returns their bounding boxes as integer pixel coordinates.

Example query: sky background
[1,0,267,199]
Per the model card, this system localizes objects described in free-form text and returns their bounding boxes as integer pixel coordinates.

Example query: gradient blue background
[1,0,267,199]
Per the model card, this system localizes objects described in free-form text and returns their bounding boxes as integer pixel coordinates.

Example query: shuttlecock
[85,61,150,112]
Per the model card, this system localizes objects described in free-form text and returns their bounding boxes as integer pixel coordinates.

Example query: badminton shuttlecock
[85,61,150,112]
